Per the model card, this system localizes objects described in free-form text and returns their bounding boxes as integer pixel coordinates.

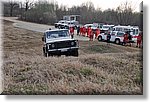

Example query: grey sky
[2,0,142,12]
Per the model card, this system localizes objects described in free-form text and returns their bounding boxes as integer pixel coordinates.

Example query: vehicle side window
[117,32,124,36]
[116,28,122,31]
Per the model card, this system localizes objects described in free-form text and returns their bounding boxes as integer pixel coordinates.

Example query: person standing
[123,32,129,46]
[80,26,83,36]
[88,27,93,41]
[136,32,142,48]
[128,31,132,46]
[87,26,91,38]
[83,26,86,36]
[70,26,74,39]
[95,28,100,39]
[77,25,80,36]
[107,31,111,45]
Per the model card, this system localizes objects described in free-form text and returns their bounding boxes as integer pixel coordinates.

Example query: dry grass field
[2,20,143,95]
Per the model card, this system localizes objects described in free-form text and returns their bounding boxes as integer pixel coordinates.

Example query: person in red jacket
[95,28,100,39]
[87,26,91,37]
[136,32,142,48]
[88,27,93,41]
[83,27,86,36]
[70,26,74,39]
[80,26,83,36]
[123,32,128,46]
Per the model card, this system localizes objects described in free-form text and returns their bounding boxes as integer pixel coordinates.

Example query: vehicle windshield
[103,26,110,29]
[59,21,65,23]
[114,27,131,32]
[46,30,69,39]
[111,31,117,35]
[92,24,98,28]
[132,29,139,35]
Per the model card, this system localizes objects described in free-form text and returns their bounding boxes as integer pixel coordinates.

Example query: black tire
[97,36,102,41]
[115,39,120,44]
[58,25,61,29]
[43,47,50,57]
[71,50,78,57]
[43,47,47,57]
[45,52,49,57]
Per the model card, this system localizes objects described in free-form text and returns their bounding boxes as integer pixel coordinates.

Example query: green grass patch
[83,45,122,53]
[80,68,94,76]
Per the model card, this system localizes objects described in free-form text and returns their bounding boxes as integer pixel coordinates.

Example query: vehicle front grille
[48,40,77,49]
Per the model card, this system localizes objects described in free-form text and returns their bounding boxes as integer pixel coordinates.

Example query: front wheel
[71,50,79,57]
[97,36,102,41]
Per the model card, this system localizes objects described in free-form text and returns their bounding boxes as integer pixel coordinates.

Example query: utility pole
[140,1,143,31]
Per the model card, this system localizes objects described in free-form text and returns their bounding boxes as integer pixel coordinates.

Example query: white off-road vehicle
[97,31,126,44]
[113,25,140,42]
[42,29,79,57]
[60,20,79,29]
[54,20,67,28]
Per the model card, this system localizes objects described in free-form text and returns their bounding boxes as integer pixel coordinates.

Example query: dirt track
[3,17,89,41]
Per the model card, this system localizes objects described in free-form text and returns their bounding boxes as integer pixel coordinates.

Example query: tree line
[3,0,143,30]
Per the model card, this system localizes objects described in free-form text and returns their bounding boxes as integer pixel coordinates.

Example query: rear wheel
[115,39,120,44]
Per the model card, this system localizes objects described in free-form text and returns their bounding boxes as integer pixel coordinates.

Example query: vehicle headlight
[71,41,75,46]
[51,44,55,48]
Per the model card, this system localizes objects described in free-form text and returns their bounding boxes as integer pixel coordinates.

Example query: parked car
[59,20,79,29]
[113,25,140,42]
[131,26,140,42]
[83,23,99,34]
[54,20,67,28]
[97,31,126,44]
[42,29,79,57]
[96,24,114,34]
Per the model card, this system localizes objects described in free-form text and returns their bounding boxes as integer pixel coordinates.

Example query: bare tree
[12,0,140,28]
[9,0,19,16]
[24,0,34,11]
[115,1,134,25]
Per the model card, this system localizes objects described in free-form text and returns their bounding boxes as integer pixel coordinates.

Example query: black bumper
[47,47,78,55]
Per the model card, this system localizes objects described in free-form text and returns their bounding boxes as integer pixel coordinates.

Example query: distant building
[63,15,80,21]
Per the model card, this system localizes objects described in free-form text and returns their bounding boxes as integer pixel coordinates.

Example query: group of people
[70,25,100,41]
[123,31,133,46]
[123,31,142,48]
[69,26,142,48]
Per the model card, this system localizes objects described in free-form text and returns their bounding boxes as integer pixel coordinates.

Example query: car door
[116,32,124,42]
[110,32,116,42]
[103,32,107,40]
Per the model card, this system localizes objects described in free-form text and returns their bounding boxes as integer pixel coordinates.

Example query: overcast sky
[2,0,142,12]
[56,0,142,11]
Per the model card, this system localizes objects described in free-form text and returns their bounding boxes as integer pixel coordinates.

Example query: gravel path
[3,17,89,41]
